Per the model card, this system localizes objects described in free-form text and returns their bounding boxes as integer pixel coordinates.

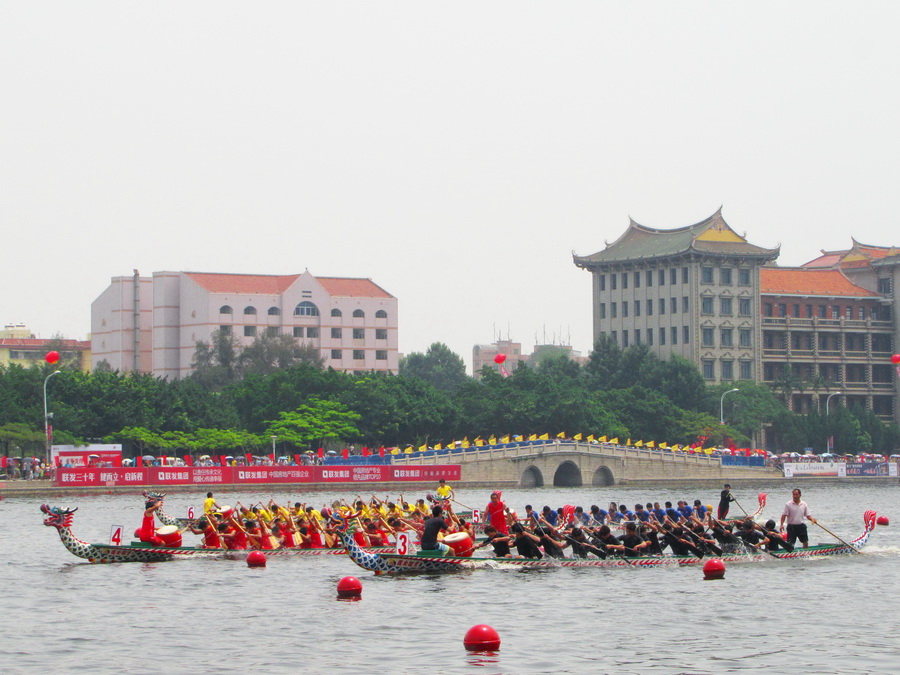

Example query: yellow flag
[659,442,668,449]
[390,448,400,455]
[587,434,595,442]
[500,435,510,443]
[489,436,497,445]
[609,437,619,444]
[539,433,550,440]
[527,434,536,441]
[433,443,442,451]
[514,435,523,441]
[461,440,470,448]
[646,441,655,448]
[476,439,485,446]
[573,433,583,441]
[598,435,608,442]
[703,447,713,455]
[556,431,566,439]
[635,440,644,447]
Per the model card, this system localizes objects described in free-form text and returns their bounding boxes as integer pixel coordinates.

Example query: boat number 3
[396,531,411,555]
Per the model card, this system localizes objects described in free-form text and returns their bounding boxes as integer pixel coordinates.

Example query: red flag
[361,447,370,457]
[221,456,228,466]
[245,452,252,464]
[294,454,302,465]
[379,446,385,457]
[317,448,324,459]
[47,423,53,443]
[183,454,193,466]
[341,448,349,459]
[269,453,275,461]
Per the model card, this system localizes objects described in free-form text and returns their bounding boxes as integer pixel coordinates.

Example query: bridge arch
[520,465,544,488]
[592,465,615,487]
[553,460,583,487]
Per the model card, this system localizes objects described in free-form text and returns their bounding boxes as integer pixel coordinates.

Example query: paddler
[717,484,735,519]
[420,505,453,556]
[474,524,513,558]
[485,491,509,535]
[138,498,164,545]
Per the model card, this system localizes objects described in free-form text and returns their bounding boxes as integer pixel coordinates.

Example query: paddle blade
[758,493,767,507]
[864,510,877,532]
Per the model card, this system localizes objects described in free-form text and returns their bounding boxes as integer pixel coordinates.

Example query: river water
[3,481,898,674]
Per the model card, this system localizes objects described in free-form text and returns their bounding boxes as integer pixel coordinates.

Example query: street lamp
[825,391,843,415]
[720,387,739,425]
[271,435,277,457]
[43,370,62,464]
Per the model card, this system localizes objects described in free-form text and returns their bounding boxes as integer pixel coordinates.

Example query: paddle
[813,520,860,554]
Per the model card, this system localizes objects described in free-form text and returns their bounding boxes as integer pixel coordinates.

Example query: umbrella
[142,455,156,461]
[277,456,289,461]
[326,450,338,456]
[199,454,211,460]
[225,455,235,460]
[88,454,100,459]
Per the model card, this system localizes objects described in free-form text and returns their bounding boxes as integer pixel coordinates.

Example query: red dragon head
[41,504,77,529]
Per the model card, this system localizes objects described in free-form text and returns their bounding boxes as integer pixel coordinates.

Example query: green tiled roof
[573,208,779,267]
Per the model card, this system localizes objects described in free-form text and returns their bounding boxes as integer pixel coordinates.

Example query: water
[3,481,898,674]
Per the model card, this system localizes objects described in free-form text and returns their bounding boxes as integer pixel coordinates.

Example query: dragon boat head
[142,490,166,502]
[41,504,77,529]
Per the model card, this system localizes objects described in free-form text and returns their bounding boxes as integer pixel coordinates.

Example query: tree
[237,332,324,376]
[191,329,241,389]
[264,398,361,449]
[584,334,622,390]
[399,342,468,393]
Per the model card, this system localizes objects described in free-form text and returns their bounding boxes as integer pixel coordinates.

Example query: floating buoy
[877,515,890,527]
[703,558,726,580]
[337,576,362,598]
[463,624,501,651]
[246,551,267,568]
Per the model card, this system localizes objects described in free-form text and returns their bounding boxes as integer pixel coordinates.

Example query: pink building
[91,270,398,378]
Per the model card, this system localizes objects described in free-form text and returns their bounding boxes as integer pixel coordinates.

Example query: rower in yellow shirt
[436,479,455,501]
[203,492,221,515]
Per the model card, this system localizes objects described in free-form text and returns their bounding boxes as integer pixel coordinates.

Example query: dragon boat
[41,504,394,563]
[336,510,879,575]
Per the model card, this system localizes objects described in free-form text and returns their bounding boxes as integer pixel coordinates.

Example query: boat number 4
[110,525,124,546]
[396,531,412,555]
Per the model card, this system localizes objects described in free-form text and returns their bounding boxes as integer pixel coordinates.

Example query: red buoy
[246,551,267,568]
[337,576,363,598]
[463,624,501,651]
[877,515,890,527]
[703,558,726,580]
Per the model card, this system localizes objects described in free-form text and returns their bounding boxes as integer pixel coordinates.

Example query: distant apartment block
[0,324,91,371]
[575,208,900,424]
[472,339,585,377]
[91,270,399,379]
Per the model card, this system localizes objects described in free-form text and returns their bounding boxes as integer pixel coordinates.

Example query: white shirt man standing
[780,488,818,549]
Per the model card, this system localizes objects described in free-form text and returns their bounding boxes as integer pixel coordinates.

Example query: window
[294,301,319,316]
[353,350,365,360]
[682,296,689,313]
[648,328,654,345]
[635,329,641,344]
[331,308,342,317]
[739,298,751,316]
[818,305,827,318]
[659,269,666,286]
[721,328,733,347]
[293,327,304,338]
[721,268,732,285]
[671,327,678,345]
[738,268,750,285]
[611,331,617,344]
[845,306,853,319]
[682,267,689,283]
[220,325,232,335]
[878,278,891,294]
[634,271,641,288]
[635,300,641,316]
[353,328,365,339]
[375,328,387,340]
[599,275,606,291]
[331,349,342,360]
[600,303,606,319]
[647,270,653,287]
[660,328,666,345]
[244,306,257,316]
[764,303,773,317]
[268,307,280,316]
[778,304,787,317]
[611,274,618,290]
[375,309,388,319]
[611,302,617,318]
[832,305,840,319]
[720,298,732,315]
[792,304,800,317]
[622,330,629,347]
[721,360,733,380]
[376,350,388,360]
[623,301,629,318]
[683,326,689,344]
[622,273,628,289]
[670,297,677,313]
[803,304,812,318]
[701,267,714,284]
[702,297,713,315]
[244,325,257,337]
[659,298,666,315]
[703,360,714,379]
[859,307,866,320]
[353,309,365,318]
[331,327,342,339]
[219,305,233,314]
[739,329,752,347]
[307,327,319,338]
[740,361,752,380]
[670,268,677,285]
[702,328,715,347]
[647,300,653,316]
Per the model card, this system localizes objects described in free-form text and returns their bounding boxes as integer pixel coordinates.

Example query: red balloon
[891,354,900,365]
[45,351,60,365]
[493,353,507,364]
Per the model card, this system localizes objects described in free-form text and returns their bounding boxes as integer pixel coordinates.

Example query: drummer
[420,505,453,556]
[203,492,221,515]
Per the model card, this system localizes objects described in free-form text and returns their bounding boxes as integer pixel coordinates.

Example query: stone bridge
[391,440,779,487]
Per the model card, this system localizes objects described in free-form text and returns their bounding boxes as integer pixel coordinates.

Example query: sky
[3,3,900,372]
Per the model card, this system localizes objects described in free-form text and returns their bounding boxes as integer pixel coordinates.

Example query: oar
[450,498,477,512]
[813,520,860,554]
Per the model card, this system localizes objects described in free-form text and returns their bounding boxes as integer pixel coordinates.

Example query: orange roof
[0,339,89,349]
[316,277,394,298]
[185,273,300,294]
[760,268,881,298]
[802,253,843,268]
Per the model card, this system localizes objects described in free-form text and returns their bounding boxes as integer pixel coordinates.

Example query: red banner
[54,464,461,487]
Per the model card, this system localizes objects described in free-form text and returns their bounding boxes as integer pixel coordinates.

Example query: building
[472,339,586,377]
[574,209,900,424]
[91,270,399,378]
[0,324,91,371]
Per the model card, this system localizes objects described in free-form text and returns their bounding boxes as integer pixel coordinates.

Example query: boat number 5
[472,509,480,524]
[396,531,412,555]
[110,525,124,546]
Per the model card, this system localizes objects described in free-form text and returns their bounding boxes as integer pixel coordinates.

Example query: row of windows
[600,297,691,318]
[331,349,388,361]
[702,359,753,381]
[701,327,753,348]
[763,302,888,321]
[598,266,752,292]
[219,303,388,319]
[221,325,389,340]
[701,296,752,316]
[762,362,895,384]
[763,332,892,352]
[700,267,751,286]
[609,326,690,347]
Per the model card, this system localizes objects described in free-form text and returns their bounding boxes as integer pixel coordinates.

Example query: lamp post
[825,391,843,415]
[43,370,62,465]
[271,435,277,458]
[720,387,739,425]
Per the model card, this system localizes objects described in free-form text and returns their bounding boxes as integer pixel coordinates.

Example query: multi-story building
[91,270,399,378]
[574,209,900,425]
[0,324,91,371]
[472,339,586,377]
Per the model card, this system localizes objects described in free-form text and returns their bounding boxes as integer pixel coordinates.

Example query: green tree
[399,342,468,393]
[264,398,361,449]
[584,334,622,390]
[191,329,241,390]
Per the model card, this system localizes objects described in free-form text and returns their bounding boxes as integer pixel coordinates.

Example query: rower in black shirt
[475,524,513,558]
[735,519,769,551]
[609,522,650,557]
[709,517,744,554]
[565,527,607,559]
[760,519,794,552]
[510,523,543,559]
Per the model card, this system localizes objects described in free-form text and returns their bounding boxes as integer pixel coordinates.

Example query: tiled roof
[184,272,393,298]
[760,268,881,298]
[317,277,394,298]
[801,252,844,268]
[0,338,89,349]
[574,208,778,266]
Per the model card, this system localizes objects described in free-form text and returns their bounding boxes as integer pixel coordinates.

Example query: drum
[217,505,234,519]
[156,525,183,547]
[444,531,474,557]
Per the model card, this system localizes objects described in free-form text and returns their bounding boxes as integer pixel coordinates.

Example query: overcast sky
[3,3,899,371]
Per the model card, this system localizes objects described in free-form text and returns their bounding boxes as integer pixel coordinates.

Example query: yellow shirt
[436,485,453,498]
[203,497,217,514]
